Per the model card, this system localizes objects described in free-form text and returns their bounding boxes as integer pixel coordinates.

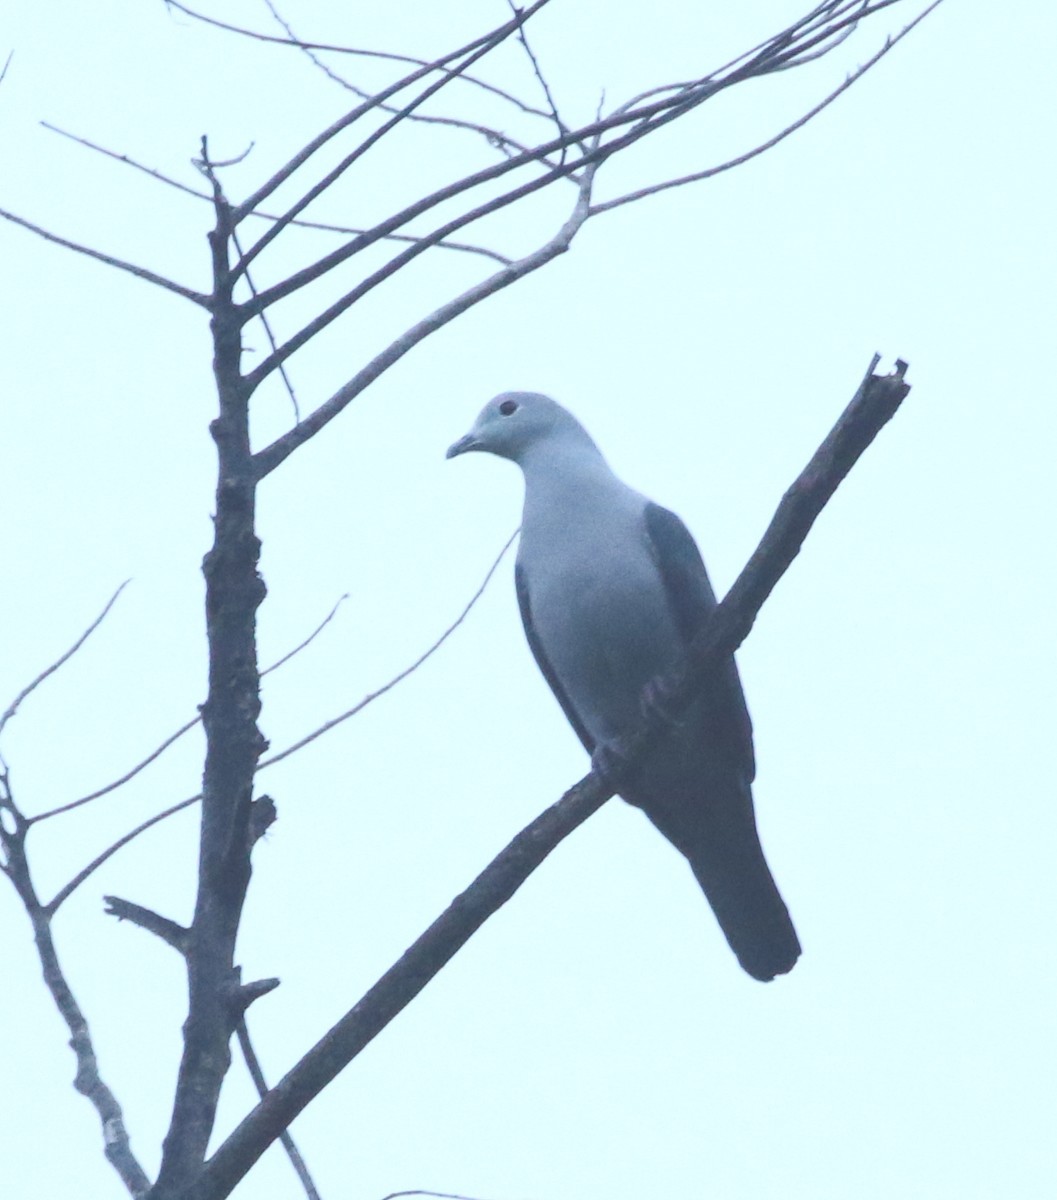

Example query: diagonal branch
[235,1017,322,1200]
[237,0,902,324]
[590,0,946,215]
[30,595,349,825]
[30,715,200,825]
[232,224,301,420]
[166,0,550,119]
[29,904,152,1196]
[46,532,515,911]
[40,121,512,266]
[257,527,519,769]
[0,772,150,1197]
[234,4,551,280]
[45,792,201,915]
[242,142,589,392]
[0,209,209,305]
[503,0,579,157]
[0,582,130,739]
[103,896,189,953]
[195,358,912,1200]
[261,0,558,166]
[251,159,599,475]
[232,1,551,222]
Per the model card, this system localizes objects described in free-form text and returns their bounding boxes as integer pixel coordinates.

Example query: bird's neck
[519,442,634,536]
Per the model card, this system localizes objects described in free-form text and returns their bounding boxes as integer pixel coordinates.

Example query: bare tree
[0,4,938,1198]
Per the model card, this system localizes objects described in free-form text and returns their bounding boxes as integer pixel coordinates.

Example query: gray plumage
[447,392,800,981]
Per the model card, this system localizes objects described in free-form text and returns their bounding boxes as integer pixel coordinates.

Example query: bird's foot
[591,740,631,790]
[639,674,683,729]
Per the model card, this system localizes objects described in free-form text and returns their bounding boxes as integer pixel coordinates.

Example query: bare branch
[237,1,907,325]
[380,1192,504,1200]
[31,596,347,826]
[40,121,512,265]
[232,224,301,420]
[235,1017,322,1200]
[257,527,519,769]
[233,5,552,281]
[197,358,912,1200]
[46,531,513,910]
[46,793,200,915]
[251,164,602,470]
[165,0,550,119]
[31,906,152,1196]
[232,1,552,222]
[591,1,945,216]
[244,171,558,390]
[0,208,209,304]
[104,896,189,954]
[260,594,349,677]
[283,222,512,263]
[0,772,150,1197]
[30,715,199,824]
[0,49,14,86]
[503,0,578,157]
[0,582,130,739]
[261,0,555,164]
[41,120,209,199]
[234,977,281,1014]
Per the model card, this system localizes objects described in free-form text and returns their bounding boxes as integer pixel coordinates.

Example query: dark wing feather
[515,562,596,754]
[643,502,756,781]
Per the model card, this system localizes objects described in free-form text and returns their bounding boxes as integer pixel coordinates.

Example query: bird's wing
[642,502,756,782]
[515,561,596,754]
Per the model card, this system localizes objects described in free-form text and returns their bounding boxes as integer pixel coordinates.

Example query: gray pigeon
[447,392,800,981]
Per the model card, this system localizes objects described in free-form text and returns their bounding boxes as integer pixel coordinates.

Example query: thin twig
[30,715,200,824]
[46,793,201,915]
[41,121,208,199]
[0,208,209,305]
[591,1,944,215]
[261,594,350,677]
[504,0,579,159]
[234,7,550,281]
[30,596,348,825]
[236,1018,323,1200]
[0,582,130,739]
[47,535,516,910]
[39,122,512,265]
[260,0,915,358]
[165,0,550,119]
[251,152,599,474]
[232,225,301,420]
[233,1,551,222]
[236,0,892,324]
[257,528,519,770]
[242,135,600,393]
[261,0,556,165]
[380,1192,503,1200]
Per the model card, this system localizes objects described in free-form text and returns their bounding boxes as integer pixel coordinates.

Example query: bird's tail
[632,777,801,982]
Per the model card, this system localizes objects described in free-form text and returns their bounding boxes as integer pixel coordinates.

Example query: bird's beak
[446,432,480,459]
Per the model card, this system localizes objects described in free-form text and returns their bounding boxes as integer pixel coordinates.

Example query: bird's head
[446,392,594,464]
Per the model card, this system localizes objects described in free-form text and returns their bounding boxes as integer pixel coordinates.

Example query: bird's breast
[522,522,683,744]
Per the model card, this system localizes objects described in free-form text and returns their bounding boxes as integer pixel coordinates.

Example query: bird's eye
[499,399,518,416]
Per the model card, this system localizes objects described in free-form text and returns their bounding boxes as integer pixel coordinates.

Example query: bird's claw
[639,675,683,728]
[591,740,630,790]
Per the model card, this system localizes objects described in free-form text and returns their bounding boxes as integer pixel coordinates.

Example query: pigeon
[447,392,800,981]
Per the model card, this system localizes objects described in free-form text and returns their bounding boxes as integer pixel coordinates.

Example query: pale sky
[1,2,1054,1198]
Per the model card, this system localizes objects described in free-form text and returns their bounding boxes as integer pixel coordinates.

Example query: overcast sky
[1,2,1054,1198]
